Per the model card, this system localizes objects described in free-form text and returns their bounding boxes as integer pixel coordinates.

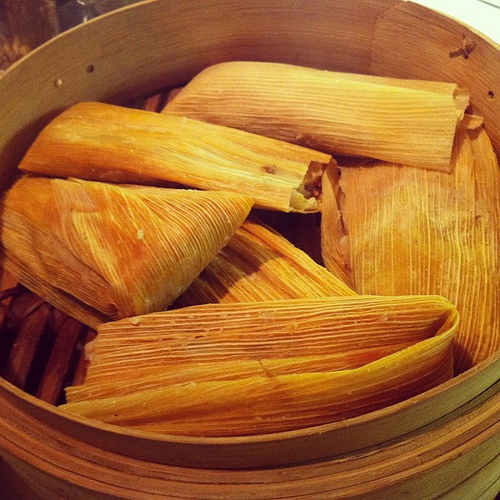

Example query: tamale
[61,295,458,436]
[0,176,253,328]
[321,119,500,373]
[17,101,333,212]
[74,293,446,399]
[163,61,469,172]
[172,218,355,308]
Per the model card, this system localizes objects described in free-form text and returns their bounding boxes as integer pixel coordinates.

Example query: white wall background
[414,0,500,43]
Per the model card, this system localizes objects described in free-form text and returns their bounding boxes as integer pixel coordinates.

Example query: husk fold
[0,176,253,328]
[61,295,458,436]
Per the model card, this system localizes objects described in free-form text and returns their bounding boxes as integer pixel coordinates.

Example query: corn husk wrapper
[0,176,253,328]
[173,218,355,308]
[321,119,500,373]
[320,164,354,289]
[18,101,333,213]
[62,295,458,436]
[163,61,469,172]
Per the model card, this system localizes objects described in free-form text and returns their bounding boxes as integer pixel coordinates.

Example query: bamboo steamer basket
[0,0,499,498]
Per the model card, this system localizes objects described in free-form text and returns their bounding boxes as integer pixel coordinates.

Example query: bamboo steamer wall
[0,0,499,498]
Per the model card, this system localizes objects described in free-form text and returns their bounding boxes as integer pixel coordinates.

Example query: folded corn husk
[172,218,355,308]
[17,101,333,212]
[321,118,500,373]
[61,295,458,436]
[0,176,253,328]
[163,61,469,172]
[320,164,354,289]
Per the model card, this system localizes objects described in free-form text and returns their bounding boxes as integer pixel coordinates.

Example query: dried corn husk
[321,118,500,373]
[61,295,458,436]
[172,218,355,308]
[319,164,354,289]
[0,176,253,328]
[18,101,333,212]
[163,61,469,172]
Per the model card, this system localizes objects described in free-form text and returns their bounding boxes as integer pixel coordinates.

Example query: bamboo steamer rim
[0,0,499,476]
[2,378,498,498]
[0,349,499,469]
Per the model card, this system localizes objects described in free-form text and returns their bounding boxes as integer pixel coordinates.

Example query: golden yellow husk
[163,61,469,172]
[17,101,333,212]
[321,118,500,373]
[173,218,355,308]
[62,295,458,436]
[0,176,253,328]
